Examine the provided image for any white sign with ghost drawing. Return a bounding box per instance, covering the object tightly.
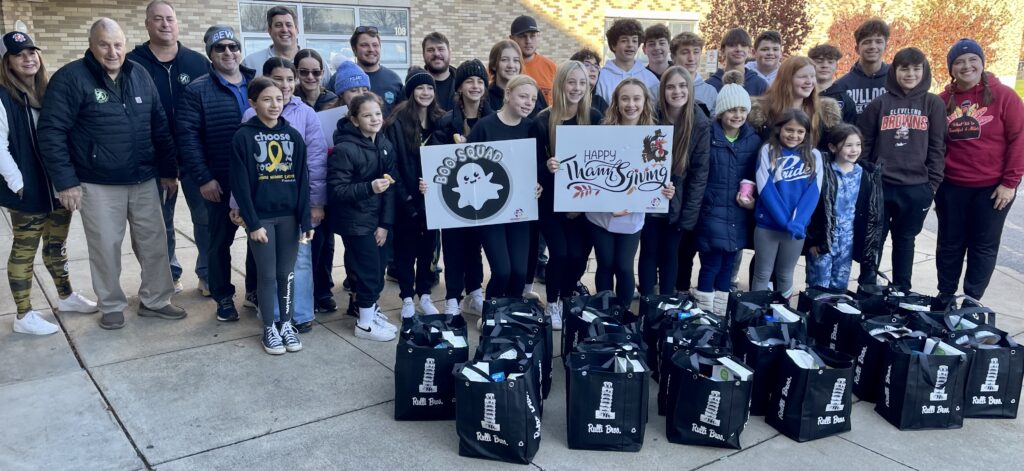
[553,125,673,213]
[421,139,538,230]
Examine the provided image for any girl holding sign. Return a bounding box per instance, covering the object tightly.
[327,93,399,342]
[587,78,675,307]
[432,59,492,316]
[751,108,823,298]
[230,77,313,354]
[532,60,602,329]
[470,75,541,299]
[638,66,710,297]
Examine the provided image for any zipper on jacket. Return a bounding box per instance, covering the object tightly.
[22,92,54,212]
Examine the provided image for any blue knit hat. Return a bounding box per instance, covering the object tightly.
[947,38,984,74]
[334,60,370,95]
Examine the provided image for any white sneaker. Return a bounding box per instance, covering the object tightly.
[460,294,483,316]
[373,305,398,332]
[355,322,396,341]
[445,298,461,315]
[13,310,59,335]
[401,297,416,319]
[57,292,98,314]
[419,294,440,315]
[173,279,184,294]
[546,301,563,330]
[198,280,211,297]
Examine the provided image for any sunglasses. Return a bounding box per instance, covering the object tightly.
[212,43,240,53]
[354,25,379,34]
[298,68,323,78]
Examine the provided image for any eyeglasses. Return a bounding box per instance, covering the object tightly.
[582,62,600,70]
[212,43,240,53]
[298,68,323,78]
[354,25,378,34]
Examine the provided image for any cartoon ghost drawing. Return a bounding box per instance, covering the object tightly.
[452,162,503,210]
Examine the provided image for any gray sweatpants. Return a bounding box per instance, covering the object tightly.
[752,227,805,297]
[248,215,299,327]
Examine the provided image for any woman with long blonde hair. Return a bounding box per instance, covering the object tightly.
[531,60,601,327]
[0,31,97,335]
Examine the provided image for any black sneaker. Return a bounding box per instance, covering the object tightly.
[315,297,337,313]
[294,320,313,333]
[342,277,353,292]
[216,298,239,322]
[573,281,591,297]
[243,291,258,308]
[262,325,285,355]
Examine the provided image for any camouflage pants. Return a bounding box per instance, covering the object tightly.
[7,208,73,314]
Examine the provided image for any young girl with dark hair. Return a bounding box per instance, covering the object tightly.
[751,108,823,298]
[294,49,337,111]
[386,67,445,318]
[327,93,398,341]
[804,124,884,289]
[531,60,601,328]
[231,77,313,354]
[432,59,492,316]
[640,66,710,297]
[486,40,547,118]
[587,78,675,307]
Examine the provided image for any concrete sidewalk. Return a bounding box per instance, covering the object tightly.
[1,195,1023,471]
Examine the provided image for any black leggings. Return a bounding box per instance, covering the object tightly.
[393,216,438,299]
[539,212,590,302]
[674,229,699,291]
[249,215,299,327]
[441,227,484,300]
[341,233,386,309]
[935,181,1012,299]
[590,221,641,307]
[638,216,684,296]
[480,221,531,299]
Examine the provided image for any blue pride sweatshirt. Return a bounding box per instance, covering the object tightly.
[754,145,823,239]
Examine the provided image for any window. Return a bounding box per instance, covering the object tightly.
[238,1,411,78]
[603,10,699,68]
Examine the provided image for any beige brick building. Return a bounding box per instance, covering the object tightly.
[1,0,1022,81]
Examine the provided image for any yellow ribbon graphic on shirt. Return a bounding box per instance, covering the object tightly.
[266,140,283,172]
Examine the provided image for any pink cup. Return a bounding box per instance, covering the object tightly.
[738,179,755,199]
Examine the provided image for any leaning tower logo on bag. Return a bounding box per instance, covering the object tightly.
[93,88,108,104]
[981,358,1000,392]
[930,365,949,402]
[418,358,437,393]
[595,381,616,420]
[825,378,847,412]
[481,393,500,431]
[699,391,722,426]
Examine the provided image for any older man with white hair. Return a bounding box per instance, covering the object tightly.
[38,18,187,330]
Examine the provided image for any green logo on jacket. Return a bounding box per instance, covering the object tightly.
[94,88,108,104]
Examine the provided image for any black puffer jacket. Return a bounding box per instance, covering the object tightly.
[0,87,54,213]
[659,108,711,231]
[327,120,396,236]
[126,42,209,135]
[38,51,177,191]
[175,65,256,189]
[805,160,885,266]
[384,116,439,221]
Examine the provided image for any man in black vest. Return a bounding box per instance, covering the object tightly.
[127,0,210,296]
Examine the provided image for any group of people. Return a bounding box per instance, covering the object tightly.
[2,2,1021,357]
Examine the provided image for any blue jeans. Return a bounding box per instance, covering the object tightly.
[272,242,314,324]
[162,178,209,283]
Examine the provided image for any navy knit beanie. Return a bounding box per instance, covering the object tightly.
[454,59,488,91]
[947,38,984,75]
[404,68,436,99]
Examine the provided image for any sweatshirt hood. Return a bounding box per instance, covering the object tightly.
[885,61,933,98]
[336,118,379,149]
[851,61,891,80]
[602,60,646,78]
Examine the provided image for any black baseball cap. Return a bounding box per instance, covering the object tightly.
[510,15,540,36]
[1,31,40,57]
